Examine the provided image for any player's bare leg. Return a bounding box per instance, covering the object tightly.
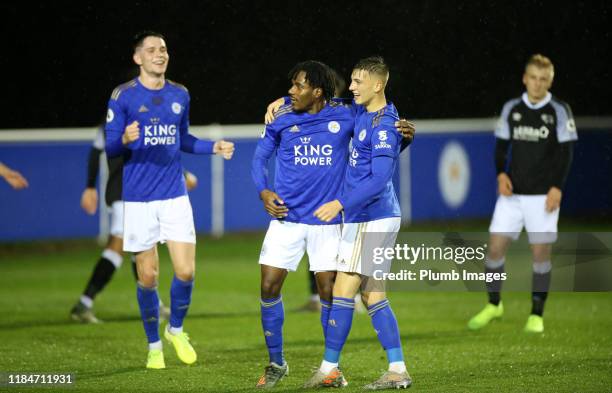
[260,264,288,299]
[257,265,289,388]
[332,271,362,298]
[525,243,552,333]
[531,243,551,264]
[468,234,512,330]
[162,241,197,364]
[488,233,512,261]
[314,270,335,300]
[108,235,124,254]
[135,246,160,286]
[167,240,195,281]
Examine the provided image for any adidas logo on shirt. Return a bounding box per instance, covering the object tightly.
[290,125,300,132]
[139,105,149,113]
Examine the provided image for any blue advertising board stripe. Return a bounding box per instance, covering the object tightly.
[0,119,610,241]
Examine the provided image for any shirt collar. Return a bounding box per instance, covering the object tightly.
[522,92,551,109]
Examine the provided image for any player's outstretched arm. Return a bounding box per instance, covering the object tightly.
[0,162,29,190]
[80,187,98,215]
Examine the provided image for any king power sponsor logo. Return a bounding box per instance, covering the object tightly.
[144,124,177,146]
[513,125,550,142]
[293,144,333,166]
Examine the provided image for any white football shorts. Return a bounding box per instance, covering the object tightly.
[489,194,559,244]
[258,220,341,272]
[337,217,401,276]
[123,195,196,252]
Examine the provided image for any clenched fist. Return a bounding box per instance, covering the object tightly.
[214,140,235,160]
[122,121,140,145]
[80,187,98,215]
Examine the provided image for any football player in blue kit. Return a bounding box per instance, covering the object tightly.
[104,31,234,369]
[309,57,412,390]
[254,60,414,388]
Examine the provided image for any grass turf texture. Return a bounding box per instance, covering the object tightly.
[0,221,611,392]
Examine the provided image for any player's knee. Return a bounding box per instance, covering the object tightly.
[318,284,333,302]
[174,266,195,281]
[138,267,159,287]
[530,244,551,262]
[261,278,281,299]
[316,274,335,301]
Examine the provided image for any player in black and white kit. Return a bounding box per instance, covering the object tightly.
[70,126,197,323]
[468,54,577,333]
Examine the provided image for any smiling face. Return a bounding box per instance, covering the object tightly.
[288,71,321,112]
[133,36,169,77]
[349,69,379,106]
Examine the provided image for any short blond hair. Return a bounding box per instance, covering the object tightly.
[526,54,554,75]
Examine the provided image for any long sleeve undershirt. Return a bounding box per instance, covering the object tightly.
[337,155,394,212]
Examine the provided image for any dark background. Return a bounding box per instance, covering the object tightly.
[3,0,611,128]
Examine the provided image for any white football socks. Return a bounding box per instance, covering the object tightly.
[148,340,162,350]
[80,295,93,309]
[169,325,183,335]
[320,360,338,374]
[389,361,407,373]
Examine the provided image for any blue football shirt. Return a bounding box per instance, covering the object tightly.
[342,103,402,223]
[253,102,354,225]
[105,78,213,202]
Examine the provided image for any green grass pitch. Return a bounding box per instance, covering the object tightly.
[0,222,611,392]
